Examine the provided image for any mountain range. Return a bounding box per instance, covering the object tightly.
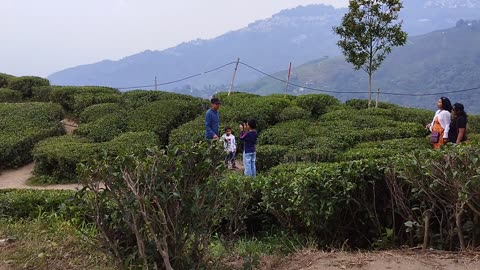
[47,0,480,111]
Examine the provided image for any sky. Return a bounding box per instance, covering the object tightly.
[0,0,347,77]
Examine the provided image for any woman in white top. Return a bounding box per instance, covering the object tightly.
[426,97,452,149]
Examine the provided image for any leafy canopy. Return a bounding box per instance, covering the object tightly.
[334,0,407,75]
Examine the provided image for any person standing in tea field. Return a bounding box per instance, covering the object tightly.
[426,96,452,149]
[205,97,221,140]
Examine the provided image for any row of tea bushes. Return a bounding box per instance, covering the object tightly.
[0,88,22,102]
[0,102,64,169]
[32,132,158,183]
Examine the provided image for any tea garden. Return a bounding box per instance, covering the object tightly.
[1,74,480,268]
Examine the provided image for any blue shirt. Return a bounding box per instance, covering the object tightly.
[240,130,257,153]
[205,108,219,139]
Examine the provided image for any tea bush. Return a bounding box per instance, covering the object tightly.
[0,73,15,88]
[33,132,157,183]
[0,189,75,219]
[0,88,22,102]
[296,94,341,117]
[345,99,399,110]
[337,137,430,161]
[127,99,203,145]
[256,145,290,171]
[31,85,52,102]
[0,102,64,169]
[258,119,312,146]
[8,76,50,98]
[278,106,310,121]
[75,114,127,142]
[121,90,204,109]
[49,86,120,114]
[79,103,125,123]
[168,115,205,146]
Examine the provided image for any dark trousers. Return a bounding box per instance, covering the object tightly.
[225,151,236,168]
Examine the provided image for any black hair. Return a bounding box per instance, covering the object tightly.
[452,103,467,119]
[440,96,453,112]
[224,126,232,132]
[247,119,256,129]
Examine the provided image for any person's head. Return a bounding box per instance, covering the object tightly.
[437,97,452,112]
[246,119,256,130]
[224,126,232,135]
[210,97,221,111]
[452,103,467,118]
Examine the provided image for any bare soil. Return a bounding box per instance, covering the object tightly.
[260,249,480,270]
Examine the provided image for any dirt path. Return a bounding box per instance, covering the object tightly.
[0,119,81,190]
[263,250,480,270]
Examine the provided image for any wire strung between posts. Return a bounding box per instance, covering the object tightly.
[116,61,237,90]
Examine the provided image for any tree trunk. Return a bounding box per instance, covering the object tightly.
[368,72,372,108]
[423,210,431,250]
[456,202,466,250]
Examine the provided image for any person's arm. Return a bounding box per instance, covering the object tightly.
[232,136,236,152]
[438,111,451,138]
[456,117,467,144]
[427,110,439,132]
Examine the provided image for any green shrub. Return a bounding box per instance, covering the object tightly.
[0,102,64,169]
[121,90,204,109]
[7,76,50,98]
[168,115,205,146]
[79,103,125,123]
[469,115,480,134]
[256,145,290,171]
[0,88,22,102]
[0,73,15,88]
[337,137,431,161]
[279,106,310,121]
[284,147,338,163]
[76,142,225,269]
[260,159,386,246]
[32,132,158,184]
[258,119,312,146]
[49,86,120,114]
[296,94,341,117]
[345,99,399,110]
[31,85,52,102]
[0,189,75,219]
[74,114,127,142]
[127,99,203,145]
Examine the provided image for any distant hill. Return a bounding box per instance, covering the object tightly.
[241,21,480,113]
[48,1,480,94]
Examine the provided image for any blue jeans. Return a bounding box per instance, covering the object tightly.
[243,152,256,177]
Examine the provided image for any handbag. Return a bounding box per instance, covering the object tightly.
[430,131,440,143]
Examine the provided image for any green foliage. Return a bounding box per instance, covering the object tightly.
[31,86,52,102]
[0,102,64,169]
[0,189,75,219]
[49,86,120,115]
[127,99,203,145]
[0,88,22,102]
[0,73,15,88]
[387,142,480,249]
[121,90,204,109]
[338,137,430,161]
[279,105,310,121]
[346,99,399,110]
[258,119,311,146]
[79,102,125,123]
[220,94,294,130]
[32,132,157,183]
[256,145,290,171]
[74,114,127,142]
[334,0,407,106]
[284,147,338,163]
[168,115,205,146]
[260,159,386,246]
[76,142,225,269]
[7,76,50,98]
[296,94,341,117]
[469,115,480,134]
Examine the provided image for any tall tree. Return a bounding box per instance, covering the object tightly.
[334,0,407,107]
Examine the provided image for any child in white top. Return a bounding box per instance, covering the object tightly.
[221,127,237,169]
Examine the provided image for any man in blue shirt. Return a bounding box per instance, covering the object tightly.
[205,97,221,139]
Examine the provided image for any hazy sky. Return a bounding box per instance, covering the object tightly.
[1,0,347,77]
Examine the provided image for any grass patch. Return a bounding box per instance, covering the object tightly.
[0,216,116,270]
